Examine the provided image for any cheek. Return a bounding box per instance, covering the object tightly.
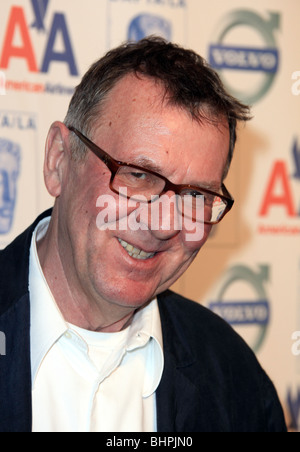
[163,224,212,282]
[66,165,112,219]
[95,193,134,231]
[181,222,212,249]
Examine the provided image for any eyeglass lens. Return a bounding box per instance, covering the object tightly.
[111,166,227,223]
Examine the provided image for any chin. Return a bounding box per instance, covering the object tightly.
[95,279,158,310]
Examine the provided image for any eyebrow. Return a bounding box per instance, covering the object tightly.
[198,182,222,192]
[192,178,221,190]
[131,155,165,174]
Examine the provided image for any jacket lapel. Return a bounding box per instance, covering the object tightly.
[155,347,201,432]
[156,291,200,432]
[156,291,233,432]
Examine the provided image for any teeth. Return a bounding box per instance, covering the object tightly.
[118,239,155,260]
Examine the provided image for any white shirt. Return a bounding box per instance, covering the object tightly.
[29,217,164,432]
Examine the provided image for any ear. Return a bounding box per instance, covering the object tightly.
[44,121,70,198]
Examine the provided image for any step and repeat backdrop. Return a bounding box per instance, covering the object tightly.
[0,0,299,430]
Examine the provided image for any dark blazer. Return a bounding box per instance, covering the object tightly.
[0,211,287,432]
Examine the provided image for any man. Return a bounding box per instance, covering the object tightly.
[0,37,286,432]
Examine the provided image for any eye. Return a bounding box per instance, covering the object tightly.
[129,171,148,180]
[189,190,201,198]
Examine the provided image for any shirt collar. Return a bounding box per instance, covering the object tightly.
[29,217,164,396]
[29,216,68,384]
[69,300,164,397]
[125,298,164,397]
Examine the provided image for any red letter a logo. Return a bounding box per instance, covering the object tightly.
[0,6,38,72]
[259,161,296,217]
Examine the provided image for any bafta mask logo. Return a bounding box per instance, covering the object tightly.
[0,138,21,234]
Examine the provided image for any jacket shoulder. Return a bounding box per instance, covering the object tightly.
[158,289,263,382]
[158,289,249,354]
[157,290,287,432]
[0,209,52,315]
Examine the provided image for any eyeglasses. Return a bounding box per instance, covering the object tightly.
[68,126,234,224]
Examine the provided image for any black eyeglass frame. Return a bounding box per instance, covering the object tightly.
[68,126,234,224]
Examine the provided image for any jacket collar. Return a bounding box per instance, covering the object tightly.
[156,291,199,432]
[0,209,53,316]
[157,291,195,368]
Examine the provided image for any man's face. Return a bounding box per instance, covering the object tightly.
[57,74,230,313]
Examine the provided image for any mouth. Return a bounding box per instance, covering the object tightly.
[117,238,156,260]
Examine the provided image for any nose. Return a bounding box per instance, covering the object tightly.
[135,191,182,240]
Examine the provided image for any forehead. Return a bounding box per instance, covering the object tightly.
[97,74,170,131]
[93,74,230,183]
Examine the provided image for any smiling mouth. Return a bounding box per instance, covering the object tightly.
[118,238,156,260]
